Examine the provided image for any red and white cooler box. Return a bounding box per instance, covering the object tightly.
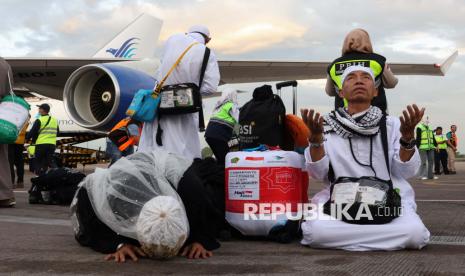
[225,151,309,236]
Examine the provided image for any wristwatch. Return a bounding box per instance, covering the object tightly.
[309,136,325,148]
[400,137,416,150]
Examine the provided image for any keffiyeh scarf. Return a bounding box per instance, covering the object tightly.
[323,106,383,138]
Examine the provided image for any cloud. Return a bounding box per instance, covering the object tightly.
[383,32,456,58]
[213,22,306,54]
[58,17,83,34]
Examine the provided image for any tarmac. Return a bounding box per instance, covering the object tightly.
[1,163,465,275]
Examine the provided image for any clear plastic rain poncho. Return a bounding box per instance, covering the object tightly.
[80,150,193,241]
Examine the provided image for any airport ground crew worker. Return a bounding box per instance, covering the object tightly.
[325,28,398,113]
[434,127,450,175]
[204,88,239,165]
[106,117,142,165]
[26,103,59,175]
[416,119,437,180]
[8,119,29,188]
[0,57,15,207]
[446,124,458,174]
[301,65,429,251]
[138,25,220,159]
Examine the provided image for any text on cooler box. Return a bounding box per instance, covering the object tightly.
[228,170,260,200]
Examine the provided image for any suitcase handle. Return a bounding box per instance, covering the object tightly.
[276,81,298,90]
[276,81,298,115]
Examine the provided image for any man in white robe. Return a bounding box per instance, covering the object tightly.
[138,25,220,159]
[300,65,430,251]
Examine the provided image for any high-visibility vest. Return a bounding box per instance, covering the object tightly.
[109,118,140,152]
[435,134,448,150]
[210,102,236,127]
[328,52,386,107]
[27,145,35,156]
[418,124,435,150]
[35,115,58,145]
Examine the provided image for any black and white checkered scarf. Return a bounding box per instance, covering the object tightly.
[323,106,383,138]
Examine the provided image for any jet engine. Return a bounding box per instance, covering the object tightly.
[63,63,155,130]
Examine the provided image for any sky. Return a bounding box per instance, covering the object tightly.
[1,0,464,151]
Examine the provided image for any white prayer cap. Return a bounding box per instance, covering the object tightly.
[136,196,189,259]
[188,24,211,39]
[341,65,375,86]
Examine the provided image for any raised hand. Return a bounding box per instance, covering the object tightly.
[301,108,324,142]
[399,104,425,140]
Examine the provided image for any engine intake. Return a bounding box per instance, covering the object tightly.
[64,63,155,130]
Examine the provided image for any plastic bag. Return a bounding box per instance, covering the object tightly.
[81,150,192,240]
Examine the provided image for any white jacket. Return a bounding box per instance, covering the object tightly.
[139,33,220,159]
[306,116,421,208]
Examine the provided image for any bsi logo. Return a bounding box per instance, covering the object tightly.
[239,121,255,135]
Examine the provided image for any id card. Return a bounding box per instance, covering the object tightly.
[332,182,359,204]
[160,91,175,108]
[357,186,386,205]
[175,89,193,106]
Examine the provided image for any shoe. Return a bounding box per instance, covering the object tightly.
[433,176,439,180]
[451,171,457,175]
[421,177,428,180]
[16,181,24,189]
[0,198,16,207]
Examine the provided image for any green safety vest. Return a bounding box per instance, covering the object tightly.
[328,52,386,107]
[210,102,236,127]
[35,115,58,145]
[435,134,447,150]
[418,124,435,150]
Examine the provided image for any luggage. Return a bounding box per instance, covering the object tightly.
[157,43,206,116]
[29,168,85,205]
[126,88,161,122]
[125,42,203,122]
[0,72,30,144]
[225,150,309,237]
[239,85,286,149]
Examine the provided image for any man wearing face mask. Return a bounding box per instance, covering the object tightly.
[416,117,437,180]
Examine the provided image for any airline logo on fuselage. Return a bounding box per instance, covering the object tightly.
[106,37,140,58]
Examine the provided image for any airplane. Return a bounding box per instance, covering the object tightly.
[6,13,458,133]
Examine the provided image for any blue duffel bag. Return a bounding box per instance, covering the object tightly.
[126,88,160,122]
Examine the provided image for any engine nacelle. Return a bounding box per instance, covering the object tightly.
[64,63,155,130]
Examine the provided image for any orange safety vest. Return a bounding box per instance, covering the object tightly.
[109,118,141,152]
[15,121,30,144]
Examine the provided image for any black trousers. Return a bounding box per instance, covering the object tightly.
[73,187,138,254]
[205,137,230,166]
[34,144,56,175]
[8,144,24,183]
[434,149,449,174]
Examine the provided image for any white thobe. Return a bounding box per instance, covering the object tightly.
[301,116,430,251]
[138,33,220,159]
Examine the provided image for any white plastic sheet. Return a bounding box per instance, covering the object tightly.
[81,150,192,241]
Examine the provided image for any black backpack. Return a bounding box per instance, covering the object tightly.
[29,168,85,205]
[239,85,286,149]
